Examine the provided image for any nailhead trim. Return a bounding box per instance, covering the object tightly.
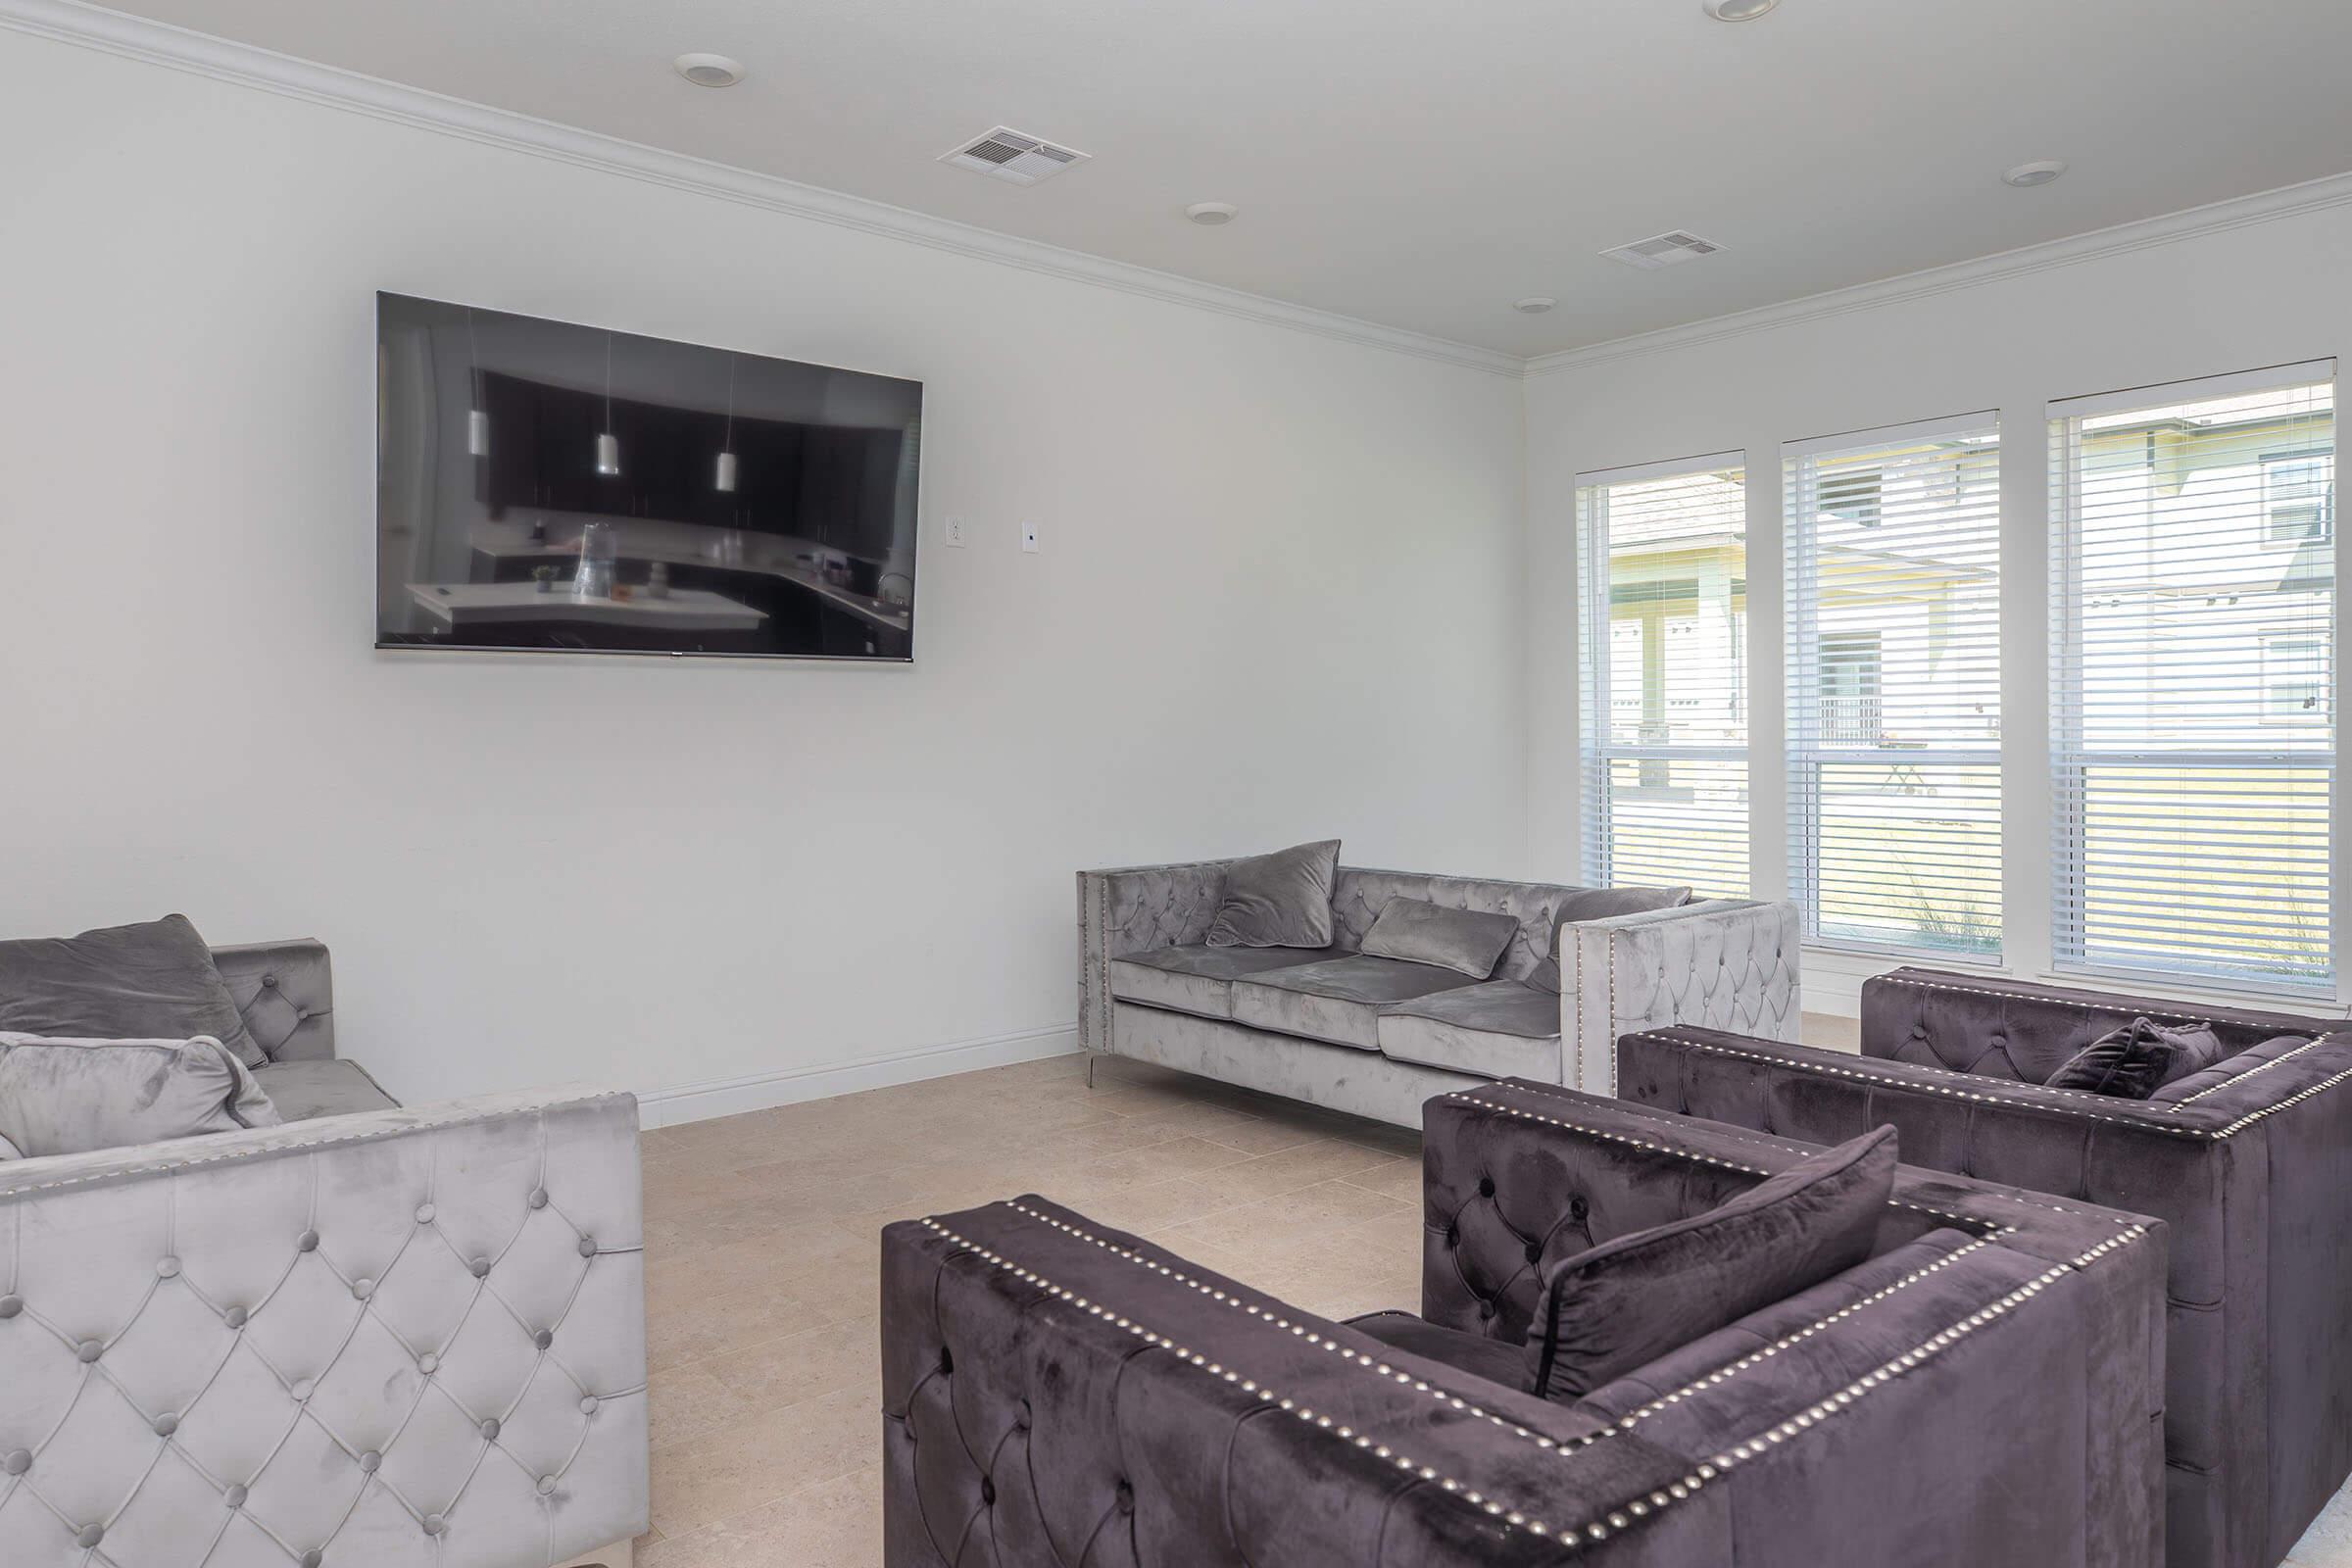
[918,1200,2150,1554]
[2166,1036,2331,1106]
[1632,1028,2352,1141]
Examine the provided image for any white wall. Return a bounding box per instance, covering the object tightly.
[0,29,1528,1117]
[1525,195,2352,1013]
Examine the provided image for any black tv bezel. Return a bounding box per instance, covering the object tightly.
[372,290,922,665]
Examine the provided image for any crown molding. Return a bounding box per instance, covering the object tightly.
[1527,169,2352,379]
[0,0,1524,378]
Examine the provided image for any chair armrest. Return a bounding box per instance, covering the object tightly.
[209,938,335,1061]
[1562,900,1799,1095]
[1077,859,1232,1054]
[0,1088,647,1564]
[883,1194,1713,1565]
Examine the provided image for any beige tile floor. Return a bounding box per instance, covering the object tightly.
[629,1012,2352,1567]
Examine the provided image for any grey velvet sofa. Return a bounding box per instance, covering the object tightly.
[880,1079,2168,1566]
[1614,967,2352,1568]
[0,939,649,1568]
[1077,858,1800,1126]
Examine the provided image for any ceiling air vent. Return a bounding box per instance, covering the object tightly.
[940,126,1090,186]
[1600,230,1724,270]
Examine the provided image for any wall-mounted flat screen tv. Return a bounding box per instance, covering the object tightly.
[376,292,920,661]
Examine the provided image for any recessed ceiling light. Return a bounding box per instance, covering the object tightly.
[1702,0,1780,20]
[673,53,746,88]
[1185,202,1239,226]
[2003,160,2068,188]
[1514,297,1557,315]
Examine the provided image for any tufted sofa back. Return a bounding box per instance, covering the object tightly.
[1329,868,1588,986]
[0,1087,649,1566]
[1860,967,2334,1084]
[210,940,336,1062]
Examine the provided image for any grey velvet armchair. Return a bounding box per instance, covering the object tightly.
[0,940,649,1568]
[880,1080,2167,1566]
[1615,967,2352,1568]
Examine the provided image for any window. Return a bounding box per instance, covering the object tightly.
[1787,416,2002,958]
[1578,456,1749,897]
[2263,451,2334,544]
[2051,365,2335,991]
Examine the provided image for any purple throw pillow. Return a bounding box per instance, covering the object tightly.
[1525,1125,1897,1401]
[2045,1017,2225,1100]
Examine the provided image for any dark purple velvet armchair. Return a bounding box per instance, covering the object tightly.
[1615,967,2352,1568]
[881,1080,2167,1566]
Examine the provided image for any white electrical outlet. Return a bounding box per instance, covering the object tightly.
[1021,519,1041,553]
[946,515,966,548]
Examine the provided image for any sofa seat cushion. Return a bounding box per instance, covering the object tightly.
[1346,1310,1527,1391]
[1109,944,1335,1020]
[253,1058,399,1120]
[1377,981,1561,1081]
[1230,955,1480,1051]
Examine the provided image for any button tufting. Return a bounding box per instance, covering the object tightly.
[1479,1299,1497,1320]
[154,1413,179,1437]
[359,1450,380,1473]
[537,1476,558,1496]
[1115,1479,1135,1513]
[352,1278,375,1300]
[422,1515,446,1537]
[261,974,277,988]
[415,1203,436,1224]
[469,1257,492,1279]
[579,1396,600,1415]
[479,1418,501,1441]
[297,1229,319,1252]
[1570,1196,1590,1221]
[156,1255,181,1278]
[578,1236,599,1257]
[0,1294,21,1318]
[294,1006,309,1020]
[301,1551,323,1568]
[980,1476,997,1506]
[76,1339,103,1363]
[76,1525,104,1549]
[528,1188,549,1208]
[224,1305,249,1329]
[224,1484,248,1508]
[1525,1242,1544,1264]
[3,1449,28,1476]
[939,1347,955,1375]
[1477,1175,1496,1198]
[533,1328,555,1349]
[1444,1225,1459,1249]
[291,1379,316,1401]
[418,1352,440,1375]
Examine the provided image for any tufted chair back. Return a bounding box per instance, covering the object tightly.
[0,1088,648,1567]
[1861,967,2333,1084]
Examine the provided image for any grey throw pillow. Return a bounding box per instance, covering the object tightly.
[1205,840,1341,949]
[1526,1125,1896,1401]
[0,1032,281,1159]
[1359,898,1520,978]
[1527,884,1695,993]
[0,914,265,1069]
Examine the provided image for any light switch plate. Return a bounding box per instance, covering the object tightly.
[946,515,966,548]
[1021,520,1041,553]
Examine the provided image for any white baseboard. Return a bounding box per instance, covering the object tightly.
[637,1023,1080,1129]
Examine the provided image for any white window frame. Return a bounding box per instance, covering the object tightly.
[1577,451,1749,893]
[2047,361,2337,997]
[1785,412,2004,962]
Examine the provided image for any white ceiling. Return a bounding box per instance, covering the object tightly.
[80,0,2352,356]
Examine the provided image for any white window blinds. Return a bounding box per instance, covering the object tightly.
[2050,364,2336,992]
[1786,415,2003,957]
[1578,456,1749,897]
